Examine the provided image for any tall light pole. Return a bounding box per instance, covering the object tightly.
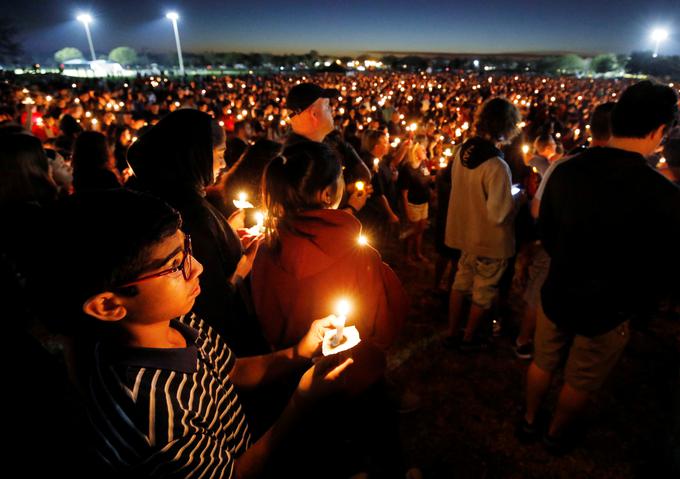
[166,12,185,76]
[77,14,96,62]
[651,28,669,58]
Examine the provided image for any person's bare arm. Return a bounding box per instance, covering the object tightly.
[379,195,399,223]
[230,317,334,389]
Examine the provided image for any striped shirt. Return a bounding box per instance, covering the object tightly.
[86,313,251,477]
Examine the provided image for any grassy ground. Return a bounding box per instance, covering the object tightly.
[381,235,680,479]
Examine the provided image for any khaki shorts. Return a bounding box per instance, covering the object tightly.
[534,304,630,392]
[451,252,508,310]
[522,243,550,308]
[406,202,428,222]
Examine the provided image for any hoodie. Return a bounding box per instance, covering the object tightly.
[445,137,517,259]
[251,209,407,392]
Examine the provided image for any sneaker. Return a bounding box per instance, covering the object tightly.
[514,340,534,359]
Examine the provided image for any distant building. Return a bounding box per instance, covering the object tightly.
[61,59,126,77]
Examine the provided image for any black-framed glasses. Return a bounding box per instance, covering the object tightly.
[118,235,192,287]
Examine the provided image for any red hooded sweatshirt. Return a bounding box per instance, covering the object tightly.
[251,209,407,391]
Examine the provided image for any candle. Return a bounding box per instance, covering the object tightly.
[254,211,265,234]
[234,192,254,210]
[355,181,365,192]
[358,235,368,246]
[373,158,379,171]
[522,144,530,155]
[332,299,350,347]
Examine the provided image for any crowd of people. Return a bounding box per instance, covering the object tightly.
[2,70,679,477]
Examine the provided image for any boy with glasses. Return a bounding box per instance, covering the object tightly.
[55,189,352,477]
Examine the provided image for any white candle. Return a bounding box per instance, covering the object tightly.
[332,300,350,347]
[254,211,265,234]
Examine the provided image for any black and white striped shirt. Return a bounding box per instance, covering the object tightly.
[86,313,251,477]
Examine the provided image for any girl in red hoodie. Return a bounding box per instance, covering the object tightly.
[252,141,407,393]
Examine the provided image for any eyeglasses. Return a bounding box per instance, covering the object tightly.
[118,235,193,287]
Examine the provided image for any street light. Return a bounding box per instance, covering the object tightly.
[76,13,96,62]
[651,28,669,58]
[166,11,185,76]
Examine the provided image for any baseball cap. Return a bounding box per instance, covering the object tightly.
[286,83,340,116]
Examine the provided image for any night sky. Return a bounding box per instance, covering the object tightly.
[8,0,680,57]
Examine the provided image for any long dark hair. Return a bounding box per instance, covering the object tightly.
[262,141,342,247]
[0,133,57,206]
[223,139,282,201]
[127,109,216,204]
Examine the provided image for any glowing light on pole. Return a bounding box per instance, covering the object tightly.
[76,14,96,62]
[166,12,185,75]
[651,28,669,58]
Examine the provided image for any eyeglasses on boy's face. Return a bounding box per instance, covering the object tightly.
[118,235,193,288]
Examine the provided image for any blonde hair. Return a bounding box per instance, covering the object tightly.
[407,142,425,167]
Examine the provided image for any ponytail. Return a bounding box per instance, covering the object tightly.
[262,142,342,250]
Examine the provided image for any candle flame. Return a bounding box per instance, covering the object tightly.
[336,299,350,317]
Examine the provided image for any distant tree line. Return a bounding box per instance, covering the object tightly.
[47,47,679,78]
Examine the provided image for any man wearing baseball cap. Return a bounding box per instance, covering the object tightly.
[285,82,371,213]
[285,83,339,142]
